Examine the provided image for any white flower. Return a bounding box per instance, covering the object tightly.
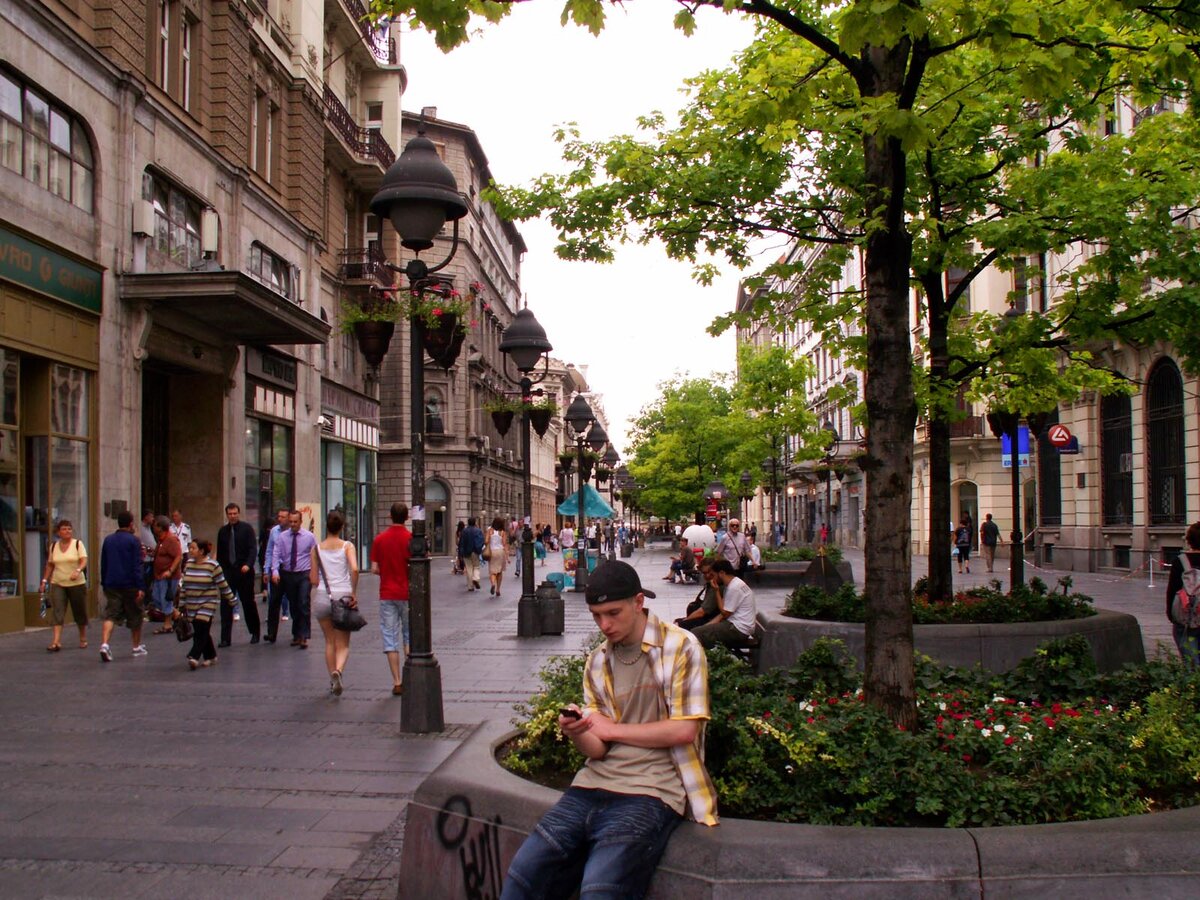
[993,723,1005,733]
[981,729,992,738]
[938,701,947,711]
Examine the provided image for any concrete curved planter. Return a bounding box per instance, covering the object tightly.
[757,607,1145,674]
[398,721,1200,898]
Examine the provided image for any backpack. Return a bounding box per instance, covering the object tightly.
[1172,555,1200,630]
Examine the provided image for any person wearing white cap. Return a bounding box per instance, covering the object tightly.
[501,560,718,898]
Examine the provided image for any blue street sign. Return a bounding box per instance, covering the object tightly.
[1056,436,1080,455]
[1001,426,1030,468]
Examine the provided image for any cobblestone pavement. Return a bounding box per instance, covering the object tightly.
[0,543,1176,898]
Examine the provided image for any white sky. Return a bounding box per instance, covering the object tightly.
[396,3,759,452]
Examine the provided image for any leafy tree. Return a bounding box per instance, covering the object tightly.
[625,376,744,521]
[374,0,1200,728]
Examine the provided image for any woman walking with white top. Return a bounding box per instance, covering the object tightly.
[485,516,507,597]
[310,510,358,695]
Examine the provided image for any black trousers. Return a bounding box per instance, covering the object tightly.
[220,568,260,643]
[265,576,284,641]
[278,570,312,641]
[189,618,217,661]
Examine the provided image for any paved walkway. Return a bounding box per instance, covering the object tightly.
[0,545,1176,898]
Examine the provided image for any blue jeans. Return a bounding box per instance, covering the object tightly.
[151,578,174,616]
[379,600,410,653]
[1174,624,1200,668]
[501,787,681,900]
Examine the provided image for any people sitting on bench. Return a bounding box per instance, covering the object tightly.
[693,560,758,650]
[675,558,719,631]
[663,538,696,583]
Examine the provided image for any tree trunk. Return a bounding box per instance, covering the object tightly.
[927,415,954,600]
[858,44,918,731]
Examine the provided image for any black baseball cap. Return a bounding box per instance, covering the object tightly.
[585,560,656,604]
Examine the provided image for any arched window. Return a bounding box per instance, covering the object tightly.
[0,68,94,212]
[1100,393,1133,525]
[1147,359,1186,525]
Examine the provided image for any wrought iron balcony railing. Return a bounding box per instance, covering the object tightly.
[322,85,396,169]
[338,246,395,285]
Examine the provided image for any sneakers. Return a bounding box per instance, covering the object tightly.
[188,658,199,670]
[233,613,241,621]
[99,643,112,663]
[331,671,343,696]
[281,614,289,621]
[132,644,148,657]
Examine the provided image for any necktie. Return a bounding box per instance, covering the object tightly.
[290,532,298,570]
[227,526,236,565]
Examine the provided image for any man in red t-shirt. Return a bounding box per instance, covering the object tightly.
[370,502,411,695]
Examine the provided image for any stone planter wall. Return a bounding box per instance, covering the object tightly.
[756,608,1145,674]
[397,721,1200,899]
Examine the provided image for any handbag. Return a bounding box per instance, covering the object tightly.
[316,545,367,633]
[482,530,492,560]
[173,612,193,642]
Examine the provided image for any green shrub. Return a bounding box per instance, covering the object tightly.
[784,580,1096,625]
[502,637,1200,827]
[761,545,844,565]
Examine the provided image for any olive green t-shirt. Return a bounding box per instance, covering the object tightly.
[571,647,686,815]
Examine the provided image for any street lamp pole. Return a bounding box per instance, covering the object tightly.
[564,394,596,592]
[499,306,553,638]
[822,419,841,544]
[369,128,470,734]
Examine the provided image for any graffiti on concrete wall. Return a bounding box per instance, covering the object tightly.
[436,795,504,900]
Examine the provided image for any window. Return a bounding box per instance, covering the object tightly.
[1100,393,1133,526]
[946,266,971,312]
[0,69,94,212]
[1011,258,1028,313]
[248,242,298,302]
[251,91,279,182]
[151,0,194,111]
[1147,359,1186,525]
[425,394,445,434]
[142,169,202,267]
[245,415,292,535]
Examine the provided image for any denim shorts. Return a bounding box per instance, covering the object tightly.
[379,600,410,653]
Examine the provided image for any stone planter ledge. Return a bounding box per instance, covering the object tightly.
[397,720,1200,899]
[756,607,1146,675]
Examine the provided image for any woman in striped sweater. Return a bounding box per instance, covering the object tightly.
[177,539,235,669]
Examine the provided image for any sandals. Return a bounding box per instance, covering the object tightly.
[79,641,88,649]
[153,626,173,635]
[46,644,61,652]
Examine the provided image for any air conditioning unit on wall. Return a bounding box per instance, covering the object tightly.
[132,199,155,236]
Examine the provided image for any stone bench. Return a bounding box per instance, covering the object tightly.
[397,720,1200,898]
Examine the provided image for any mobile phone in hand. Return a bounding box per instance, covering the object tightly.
[558,707,582,720]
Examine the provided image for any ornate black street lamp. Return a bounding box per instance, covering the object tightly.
[499,306,553,638]
[564,394,595,592]
[368,127,469,734]
[602,446,620,559]
[822,419,841,544]
[739,469,752,526]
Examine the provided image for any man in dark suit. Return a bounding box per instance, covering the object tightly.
[216,502,261,646]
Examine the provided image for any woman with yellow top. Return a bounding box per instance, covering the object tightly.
[40,519,88,652]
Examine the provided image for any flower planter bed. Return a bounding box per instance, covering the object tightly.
[756,607,1145,674]
[398,720,1200,899]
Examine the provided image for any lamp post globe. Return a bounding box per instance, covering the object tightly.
[565,394,594,435]
[370,133,469,254]
[499,308,553,374]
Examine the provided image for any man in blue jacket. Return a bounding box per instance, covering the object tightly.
[98,510,146,662]
[459,517,485,592]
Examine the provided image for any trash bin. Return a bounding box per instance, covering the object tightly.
[537,580,564,635]
[620,541,633,558]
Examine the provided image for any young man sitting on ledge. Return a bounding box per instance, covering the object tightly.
[501,560,718,899]
[692,559,759,650]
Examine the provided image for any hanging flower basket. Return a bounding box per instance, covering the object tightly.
[558,452,575,472]
[351,320,396,369]
[529,405,555,437]
[595,465,612,484]
[422,312,466,369]
[491,409,515,436]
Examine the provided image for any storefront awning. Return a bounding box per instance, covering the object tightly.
[119,270,330,345]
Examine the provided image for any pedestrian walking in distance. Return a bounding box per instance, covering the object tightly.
[486,516,507,597]
[459,517,484,592]
[271,509,317,649]
[312,511,358,696]
[980,513,1001,573]
[178,539,234,669]
[370,502,412,695]
[98,510,146,662]
[40,519,88,652]
[216,502,261,645]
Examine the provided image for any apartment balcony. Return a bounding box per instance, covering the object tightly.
[338,246,395,287]
[326,0,396,68]
[323,85,396,192]
[916,415,985,443]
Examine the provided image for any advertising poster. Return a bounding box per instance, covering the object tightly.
[562,547,578,589]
